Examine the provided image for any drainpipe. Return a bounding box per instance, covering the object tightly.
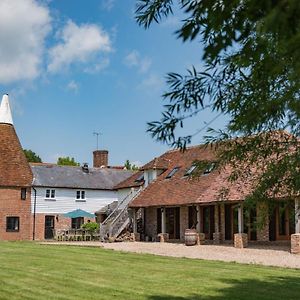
[32,187,37,240]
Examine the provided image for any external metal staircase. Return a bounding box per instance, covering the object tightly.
[100,187,142,241]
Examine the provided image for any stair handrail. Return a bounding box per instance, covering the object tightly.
[109,186,143,228]
[101,186,142,227]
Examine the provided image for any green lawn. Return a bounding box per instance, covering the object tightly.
[0,242,299,300]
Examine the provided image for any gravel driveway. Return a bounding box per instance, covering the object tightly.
[42,241,300,269]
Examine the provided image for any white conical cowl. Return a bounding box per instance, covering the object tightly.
[0,94,13,125]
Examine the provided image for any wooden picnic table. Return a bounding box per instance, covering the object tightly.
[55,229,100,241]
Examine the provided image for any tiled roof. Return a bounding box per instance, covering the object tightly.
[31,164,134,190]
[0,123,33,187]
[141,157,169,170]
[129,145,252,208]
[114,170,144,189]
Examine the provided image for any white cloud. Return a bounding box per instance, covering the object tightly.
[48,21,111,73]
[66,80,79,92]
[84,57,110,74]
[124,50,152,73]
[138,74,164,91]
[101,0,115,11]
[0,0,51,83]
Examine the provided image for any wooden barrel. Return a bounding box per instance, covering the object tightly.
[185,229,198,246]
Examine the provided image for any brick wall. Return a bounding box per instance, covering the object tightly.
[145,207,157,240]
[0,187,32,240]
[180,206,188,241]
[33,214,96,240]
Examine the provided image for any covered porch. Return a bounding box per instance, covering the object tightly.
[131,198,300,252]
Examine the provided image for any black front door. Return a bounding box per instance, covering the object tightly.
[45,216,55,239]
[166,207,180,239]
[225,204,233,240]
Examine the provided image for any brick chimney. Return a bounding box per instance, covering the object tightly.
[93,150,108,168]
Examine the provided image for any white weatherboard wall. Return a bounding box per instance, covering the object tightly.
[117,187,141,210]
[117,188,133,204]
[31,187,119,214]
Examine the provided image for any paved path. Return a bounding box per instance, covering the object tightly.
[41,241,300,269]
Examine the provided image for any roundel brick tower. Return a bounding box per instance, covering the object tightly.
[0,94,33,240]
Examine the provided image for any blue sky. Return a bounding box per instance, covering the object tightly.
[0,0,227,166]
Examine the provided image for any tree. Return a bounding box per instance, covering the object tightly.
[124,159,139,171]
[57,156,80,166]
[23,149,42,163]
[135,1,300,209]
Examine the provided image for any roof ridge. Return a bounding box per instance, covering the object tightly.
[165,144,206,153]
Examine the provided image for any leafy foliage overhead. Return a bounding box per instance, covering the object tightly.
[135,0,300,207]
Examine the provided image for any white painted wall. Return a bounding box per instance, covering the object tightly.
[117,187,141,210]
[144,169,165,187]
[117,188,132,203]
[144,170,157,187]
[31,187,119,214]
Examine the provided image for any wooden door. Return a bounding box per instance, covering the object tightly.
[276,203,290,240]
[44,216,55,239]
[202,206,215,240]
[166,207,180,239]
[225,204,232,240]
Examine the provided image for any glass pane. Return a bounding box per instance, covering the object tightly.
[166,167,179,179]
[21,188,26,200]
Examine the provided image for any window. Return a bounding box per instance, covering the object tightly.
[135,173,144,182]
[21,188,27,200]
[45,189,55,199]
[72,217,84,229]
[165,167,180,179]
[76,190,85,200]
[6,217,19,232]
[184,165,197,176]
[203,162,216,175]
[148,171,154,183]
[185,162,216,177]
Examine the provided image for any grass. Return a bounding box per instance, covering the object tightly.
[0,242,299,300]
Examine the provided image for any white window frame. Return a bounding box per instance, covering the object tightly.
[76,190,86,201]
[45,189,56,199]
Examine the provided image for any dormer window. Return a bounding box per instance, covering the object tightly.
[148,171,154,183]
[203,162,216,175]
[184,165,197,176]
[135,173,144,182]
[184,161,217,177]
[166,167,180,179]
